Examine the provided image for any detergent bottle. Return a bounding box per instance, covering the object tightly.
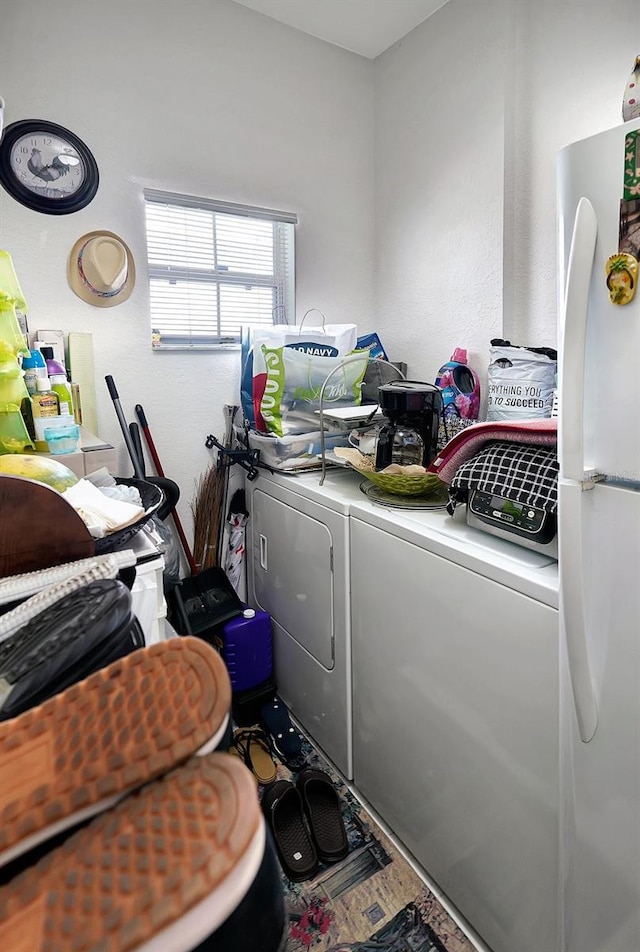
[435,347,480,420]
[221,608,273,693]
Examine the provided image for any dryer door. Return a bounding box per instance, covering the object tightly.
[251,488,334,669]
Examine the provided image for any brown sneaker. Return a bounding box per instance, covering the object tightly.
[0,636,231,868]
[0,753,265,952]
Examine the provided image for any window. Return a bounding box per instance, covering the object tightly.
[144,189,296,350]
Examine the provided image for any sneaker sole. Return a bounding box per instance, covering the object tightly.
[0,636,231,868]
[0,753,264,952]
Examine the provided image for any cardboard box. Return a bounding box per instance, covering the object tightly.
[40,426,117,477]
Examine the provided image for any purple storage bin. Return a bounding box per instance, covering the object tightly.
[222,608,273,692]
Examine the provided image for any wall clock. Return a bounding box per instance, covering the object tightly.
[0,119,99,214]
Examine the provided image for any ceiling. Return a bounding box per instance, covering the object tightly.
[231,0,450,59]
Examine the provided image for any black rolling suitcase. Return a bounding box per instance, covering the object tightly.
[0,579,145,721]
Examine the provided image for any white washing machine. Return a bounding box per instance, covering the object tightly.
[245,467,364,779]
[347,493,560,952]
[246,461,561,952]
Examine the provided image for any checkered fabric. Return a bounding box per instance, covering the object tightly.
[447,440,558,515]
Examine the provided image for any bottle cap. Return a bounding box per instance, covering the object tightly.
[35,377,52,392]
[45,359,66,376]
[49,374,68,384]
[451,347,468,363]
[40,346,55,360]
[243,608,256,619]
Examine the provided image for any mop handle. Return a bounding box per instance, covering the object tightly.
[135,403,199,577]
[105,376,145,479]
[134,404,166,476]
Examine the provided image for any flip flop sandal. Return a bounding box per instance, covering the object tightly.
[260,698,306,769]
[230,728,277,786]
[262,780,318,882]
[297,767,349,864]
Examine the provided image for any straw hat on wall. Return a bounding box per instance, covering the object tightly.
[67,231,135,307]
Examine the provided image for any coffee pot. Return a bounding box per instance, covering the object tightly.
[374,380,444,470]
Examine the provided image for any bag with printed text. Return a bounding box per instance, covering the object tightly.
[259,345,369,437]
[240,320,358,432]
[486,339,557,421]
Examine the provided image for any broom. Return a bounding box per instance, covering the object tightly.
[192,405,241,571]
[191,462,226,571]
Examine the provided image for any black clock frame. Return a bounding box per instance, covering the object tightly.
[0,119,99,215]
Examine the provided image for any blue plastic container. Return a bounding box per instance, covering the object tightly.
[222,608,273,692]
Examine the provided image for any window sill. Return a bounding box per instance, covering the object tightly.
[152,343,241,353]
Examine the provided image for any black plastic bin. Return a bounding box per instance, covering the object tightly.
[168,566,244,645]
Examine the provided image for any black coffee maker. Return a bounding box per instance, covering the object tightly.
[375,380,444,470]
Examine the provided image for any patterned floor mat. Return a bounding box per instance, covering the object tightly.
[262,732,478,952]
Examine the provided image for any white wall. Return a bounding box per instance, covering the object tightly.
[0,0,374,538]
[2,0,640,543]
[374,0,509,396]
[374,0,640,393]
[505,0,640,347]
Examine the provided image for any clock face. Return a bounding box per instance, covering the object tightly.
[0,120,99,214]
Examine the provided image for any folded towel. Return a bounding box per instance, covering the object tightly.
[447,441,559,515]
[428,418,557,484]
[62,479,145,538]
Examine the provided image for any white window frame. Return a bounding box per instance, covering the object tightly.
[144,189,297,351]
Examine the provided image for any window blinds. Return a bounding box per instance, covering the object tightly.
[144,189,296,349]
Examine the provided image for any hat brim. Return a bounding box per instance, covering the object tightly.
[67,230,136,308]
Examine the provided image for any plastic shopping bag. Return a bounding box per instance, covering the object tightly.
[486,339,557,421]
[246,322,358,431]
[259,346,369,437]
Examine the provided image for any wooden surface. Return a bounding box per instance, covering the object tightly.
[0,474,94,577]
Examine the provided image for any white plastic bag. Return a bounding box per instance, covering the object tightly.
[260,346,368,437]
[486,341,557,421]
[250,322,357,431]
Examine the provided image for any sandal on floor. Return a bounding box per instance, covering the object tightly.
[262,780,318,882]
[296,767,349,864]
[260,698,306,769]
[230,728,277,786]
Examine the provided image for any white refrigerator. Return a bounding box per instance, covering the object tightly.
[558,117,640,952]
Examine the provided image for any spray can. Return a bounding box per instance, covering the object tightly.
[435,347,481,420]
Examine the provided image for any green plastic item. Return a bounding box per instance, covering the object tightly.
[0,340,28,404]
[0,252,32,453]
[0,402,35,454]
[0,250,29,358]
[0,250,26,310]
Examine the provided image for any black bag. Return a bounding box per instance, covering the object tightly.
[0,579,144,721]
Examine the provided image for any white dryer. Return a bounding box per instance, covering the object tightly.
[245,468,362,779]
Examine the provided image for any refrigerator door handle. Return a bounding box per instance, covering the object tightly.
[559,478,598,742]
[559,196,597,482]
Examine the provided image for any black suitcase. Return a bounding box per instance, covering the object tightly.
[0,579,145,721]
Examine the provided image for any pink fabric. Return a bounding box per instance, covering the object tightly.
[429,418,558,484]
